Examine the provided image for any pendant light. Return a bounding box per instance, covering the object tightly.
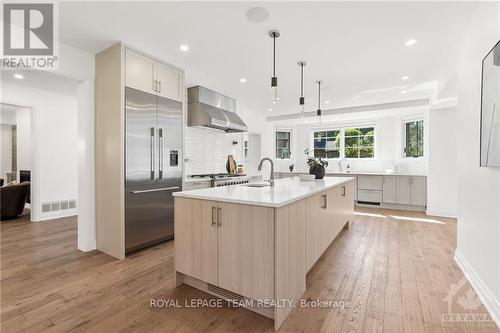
[316,80,322,123]
[269,30,280,104]
[298,61,306,117]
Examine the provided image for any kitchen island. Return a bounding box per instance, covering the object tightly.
[173,177,355,329]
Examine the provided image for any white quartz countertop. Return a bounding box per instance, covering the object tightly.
[278,171,427,177]
[173,176,355,208]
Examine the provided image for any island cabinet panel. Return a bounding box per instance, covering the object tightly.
[174,198,218,285]
[217,202,275,300]
[305,192,327,272]
[326,186,343,242]
[274,199,306,329]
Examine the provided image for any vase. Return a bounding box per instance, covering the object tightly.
[309,165,325,179]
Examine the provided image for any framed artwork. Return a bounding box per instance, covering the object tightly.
[480,40,500,166]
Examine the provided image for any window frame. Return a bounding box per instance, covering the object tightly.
[310,123,377,160]
[275,128,292,160]
[402,116,424,159]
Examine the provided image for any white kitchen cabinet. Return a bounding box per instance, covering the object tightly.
[157,63,183,102]
[382,176,396,204]
[125,48,182,101]
[125,49,157,95]
[396,176,412,205]
[357,175,383,190]
[410,176,427,206]
[396,176,426,206]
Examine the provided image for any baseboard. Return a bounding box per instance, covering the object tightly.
[38,210,77,221]
[454,249,500,328]
[425,210,457,218]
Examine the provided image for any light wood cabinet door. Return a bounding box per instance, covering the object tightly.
[305,193,326,271]
[382,176,397,204]
[174,198,218,285]
[396,176,411,205]
[411,176,427,206]
[125,49,156,95]
[326,186,342,243]
[217,202,275,300]
[157,63,182,102]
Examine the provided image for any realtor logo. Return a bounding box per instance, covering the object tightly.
[1,2,58,69]
[3,3,53,55]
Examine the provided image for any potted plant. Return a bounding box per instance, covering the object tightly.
[305,148,329,179]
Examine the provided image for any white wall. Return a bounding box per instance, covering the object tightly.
[15,108,31,178]
[2,83,78,221]
[0,124,12,180]
[264,109,429,176]
[427,106,458,217]
[455,2,500,326]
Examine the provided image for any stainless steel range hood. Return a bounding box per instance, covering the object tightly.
[187,86,247,132]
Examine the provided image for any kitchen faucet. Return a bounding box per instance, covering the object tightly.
[258,158,275,186]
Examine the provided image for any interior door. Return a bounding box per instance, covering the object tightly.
[157,96,182,186]
[125,49,156,95]
[125,87,158,186]
[157,63,182,102]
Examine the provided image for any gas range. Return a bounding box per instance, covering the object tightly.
[190,173,250,187]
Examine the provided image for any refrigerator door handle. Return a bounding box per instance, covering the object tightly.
[158,128,164,179]
[150,127,155,180]
[130,186,180,194]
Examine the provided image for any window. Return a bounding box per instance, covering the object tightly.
[313,130,341,158]
[275,131,291,159]
[344,127,375,158]
[404,120,424,157]
[311,126,375,159]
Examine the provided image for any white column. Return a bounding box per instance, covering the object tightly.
[77,79,96,251]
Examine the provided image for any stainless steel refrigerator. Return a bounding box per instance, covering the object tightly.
[125,87,182,254]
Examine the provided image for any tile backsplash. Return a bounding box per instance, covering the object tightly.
[184,127,244,175]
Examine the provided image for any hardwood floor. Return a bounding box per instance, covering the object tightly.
[1,208,497,332]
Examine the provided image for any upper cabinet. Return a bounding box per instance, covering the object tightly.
[125,48,183,102]
[157,63,182,101]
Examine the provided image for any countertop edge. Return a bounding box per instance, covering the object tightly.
[174,177,355,208]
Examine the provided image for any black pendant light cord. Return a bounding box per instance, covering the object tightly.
[273,35,276,77]
[300,64,304,97]
[318,81,321,110]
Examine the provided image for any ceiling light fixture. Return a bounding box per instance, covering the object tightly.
[325,100,331,104]
[179,44,189,52]
[401,90,407,94]
[13,73,23,79]
[401,76,409,80]
[240,78,247,83]
[405,39,416,46]
[316,80,322,123]
[268,108,272,112]
[269,30,280,104]
[297,61,306,117]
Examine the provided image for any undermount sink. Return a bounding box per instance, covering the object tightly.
[244,182,270,188]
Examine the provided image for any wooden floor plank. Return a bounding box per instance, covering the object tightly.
[1,208,497,332]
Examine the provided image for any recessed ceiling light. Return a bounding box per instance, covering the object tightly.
[353,95,361,99]
[401,76,409,80]
[267,108,272,112]
[240,78,247,83]
[179,44,189,52]
[13,73,23,79]
[405,39,416,46]
[245,7,270,23]
[324,100,331,104]
[401,90,407,94]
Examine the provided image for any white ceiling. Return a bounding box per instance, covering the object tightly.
[1,70,79,96]
[59,1,479,117]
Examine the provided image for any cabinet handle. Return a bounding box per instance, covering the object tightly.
[211,206,216,227]
[342,185,346,197]
[158,81,162,93]
[321,194,327,209]
[324,194,328,209]
[217,207,222,227]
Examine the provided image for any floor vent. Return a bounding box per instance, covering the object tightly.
[42,199,77,213]
[207,284,244,302]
